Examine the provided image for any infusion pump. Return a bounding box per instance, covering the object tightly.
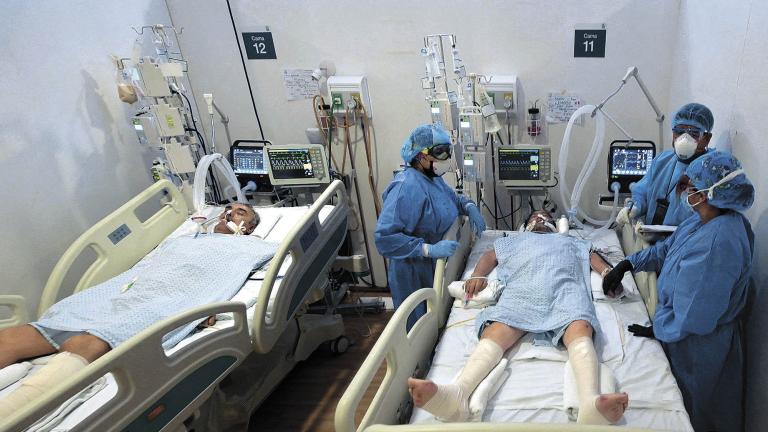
[495,145,556,188]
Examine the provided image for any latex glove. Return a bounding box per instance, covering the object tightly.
[602,259,633,297]
[628,324,655,339]
[633,220,645,235]
[615,204,639,226]
[424,240,459,258]
[465,202,486,235]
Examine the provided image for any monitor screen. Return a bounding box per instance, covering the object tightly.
[611,148,654,176]
[232,147,267,175]
[266,148,316,180]
[498,148,541,181]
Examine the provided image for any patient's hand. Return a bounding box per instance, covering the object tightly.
[197,315,217,328]
[464,277,488,298]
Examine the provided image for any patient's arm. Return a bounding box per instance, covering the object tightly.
[465,249,498,297]
[589,252,612,277]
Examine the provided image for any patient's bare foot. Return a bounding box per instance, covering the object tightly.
[596,392,629,423]
[408,377,437,407]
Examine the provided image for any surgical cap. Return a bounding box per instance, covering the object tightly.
[672,103,714,132]
[401,124,451,164]
[686,150,754,212]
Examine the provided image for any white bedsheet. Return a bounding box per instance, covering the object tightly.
[1,204,334,431]
[410,230,693,431]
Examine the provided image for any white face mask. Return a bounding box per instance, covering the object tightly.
[681,168,744,210]
[674,133,698,161]
[431,159,453,177]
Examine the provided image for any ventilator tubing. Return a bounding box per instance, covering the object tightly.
[0,352,88,418]
[422,338,504,421]
[558,105,620,231]
[567,336,611,425]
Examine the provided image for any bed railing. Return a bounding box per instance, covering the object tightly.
[251,179,349,354]
[0,295,28,329]
[362,423,654,431]
[39,179,188,317]
[0,301,251,432]
[620,223,658,318]
[335,288,439,432]
[431,217,472,328]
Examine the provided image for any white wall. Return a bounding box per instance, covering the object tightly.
[0,0,173,319]
[167,0,681,285]
[668,1,768,429]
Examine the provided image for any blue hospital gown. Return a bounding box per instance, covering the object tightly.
[475,233,599,346]
[627,211,753,432]
[33,234,277,350]
[631,149,708,226]
[375,168,469,329]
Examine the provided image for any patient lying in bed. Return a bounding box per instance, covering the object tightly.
[0,203,270,417]
[408,210,628,424]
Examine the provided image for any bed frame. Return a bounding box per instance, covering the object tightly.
[1,175,349,431]
[619,223,658,318]
[335,225,661,432]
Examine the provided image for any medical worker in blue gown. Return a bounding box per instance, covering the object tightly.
[604,151,755,432]
[616,103,714,227]
[375,124,486,329]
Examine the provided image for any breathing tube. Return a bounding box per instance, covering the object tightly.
[558,105,620,233]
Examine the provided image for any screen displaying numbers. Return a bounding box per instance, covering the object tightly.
[498,149,540,180]
[267,149,315,179]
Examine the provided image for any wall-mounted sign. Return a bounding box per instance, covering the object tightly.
[574,25,606,58]
[242,32,277,60]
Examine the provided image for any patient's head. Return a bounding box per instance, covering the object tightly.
[524,210,556,233]
[213,203,259,235]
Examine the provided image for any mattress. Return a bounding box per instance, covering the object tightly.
[0,204,334,431]
[410,229,693,431]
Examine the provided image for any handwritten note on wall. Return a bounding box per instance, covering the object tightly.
[283,69,319,100]
[547,93,583,124]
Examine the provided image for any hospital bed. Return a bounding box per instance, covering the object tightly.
[0,176,349,432]
[335,219,693,432]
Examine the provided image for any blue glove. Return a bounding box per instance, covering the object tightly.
[425,240,459,258]
[465,202,486,235]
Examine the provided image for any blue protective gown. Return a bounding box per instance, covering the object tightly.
[375,168,469,329]
[631,149,710,226]
[627,211,754,432]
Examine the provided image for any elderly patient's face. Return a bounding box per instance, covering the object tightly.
[213,203,259,235]
[526,210,556,233]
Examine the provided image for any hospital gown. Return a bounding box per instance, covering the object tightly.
[32,234,277,350]
[631,149,709,226]
[475,234,599,346]
[627,211,753,432]
[375,168,469,328]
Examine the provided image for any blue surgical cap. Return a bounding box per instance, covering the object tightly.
[686,150,754,212]
[672,103,714,132]
[401,124,451,164]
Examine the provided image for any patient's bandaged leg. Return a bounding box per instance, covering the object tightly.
[0,352,87,418]
[568,336,612,425]
[423,338,503,421]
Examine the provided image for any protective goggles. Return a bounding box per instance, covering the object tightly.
[420,144,452,161]
[685,169,744,199]
[671,126,705,139]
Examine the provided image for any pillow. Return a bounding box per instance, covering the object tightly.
[251,211,281,239]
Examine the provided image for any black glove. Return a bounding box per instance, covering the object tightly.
[628,324,655,338]
[602,259,633,297]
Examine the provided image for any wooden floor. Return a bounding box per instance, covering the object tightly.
[248,309,392,432]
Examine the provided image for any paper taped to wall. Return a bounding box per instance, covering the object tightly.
[283,69,319,100]
[547,92,583,124]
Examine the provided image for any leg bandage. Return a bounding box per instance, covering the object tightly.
[423,338,503,421]
[567,336,610,425]
[0,352,88,418]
